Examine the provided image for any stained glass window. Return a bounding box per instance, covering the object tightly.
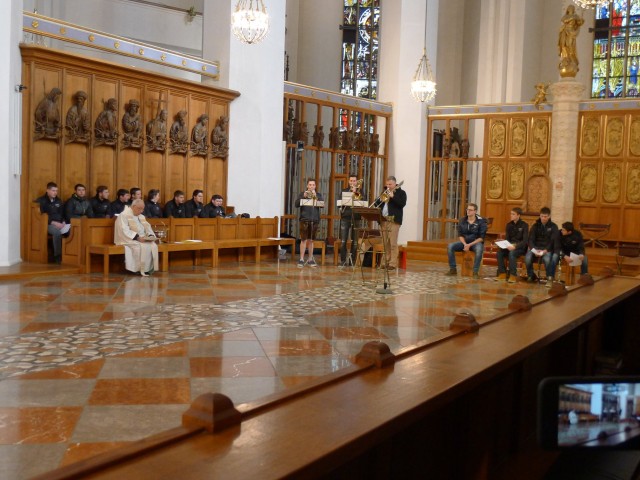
[592,0,640,97]
[341,0,380,100]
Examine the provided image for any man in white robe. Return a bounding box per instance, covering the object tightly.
[114,199,159,276]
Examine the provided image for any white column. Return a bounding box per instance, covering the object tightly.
[0,0,24,266]
[378,0,438,243]
[202,0,286,219]
[549,79,584,224]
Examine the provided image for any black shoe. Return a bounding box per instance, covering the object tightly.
[54,255,62,265]
[445,268,457,276]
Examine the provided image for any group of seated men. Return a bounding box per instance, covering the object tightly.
[445,204,588,286]
[36,182,229,263]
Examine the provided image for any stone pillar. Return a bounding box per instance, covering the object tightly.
[548,78,584,224]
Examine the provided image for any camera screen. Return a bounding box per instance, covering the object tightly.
[556,381,640,447]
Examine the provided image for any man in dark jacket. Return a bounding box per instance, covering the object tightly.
[65,184,94,222]
[36,182,67,263]
[108,189,130,217]
[201,194,226,218]
[295,179,323,268]
[164,190,186,218]
[446,203,487,279]
[496,207,528,283]
[89,185,110,218]
[143,189,163,218]
[560,221,588,275]
[525,206,560,287]
[184,189,204,218]
[374,176,406,270]
[339,175,362,266]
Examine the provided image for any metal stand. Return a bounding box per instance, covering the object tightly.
[352,207,392,294]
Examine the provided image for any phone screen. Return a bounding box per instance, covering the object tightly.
[539,377,640,449]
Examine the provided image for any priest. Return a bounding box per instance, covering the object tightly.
[114,199,159,276]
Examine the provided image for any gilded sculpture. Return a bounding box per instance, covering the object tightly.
[170,110,189,154]
[488,164,503,199]
[190,114,209,156]
[370,133,380,154]
[558,5,584,78]
[603,164,621,203]
[312,125,325,148]
[511,120,527,156]
[628,166,640,203]
[489,120,506,156]
[605,117,623,156]
[630,118,640,156]
[34,87,62,141]
[94,98,119,147]
[579,164,597,202]
[531,83,550,107]
[509,163,525,199]
[581,117,600,156]
[460,138,470,159]
[211,115,229,158]
[329,126,341,149]
[531,119,549,157]
[530,163,547,176]
[122,99,143,149]
[65,90,90,144]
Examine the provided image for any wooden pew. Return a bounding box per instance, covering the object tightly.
[27,204,50,263]
[35,276,640,479]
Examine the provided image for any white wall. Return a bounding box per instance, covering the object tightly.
[435,0,464,106]
[0,0,24,266]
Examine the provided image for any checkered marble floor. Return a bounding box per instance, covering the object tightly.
[0,260,559,479]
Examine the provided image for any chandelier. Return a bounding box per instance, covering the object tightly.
[231,0,270,45]
[410,2,436,103]
[572,0,608,8]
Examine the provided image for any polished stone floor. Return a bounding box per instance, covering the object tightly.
[0,259,559,479]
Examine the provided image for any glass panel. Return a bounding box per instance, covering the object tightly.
[594,39,609,59]
[609,76,624,96]
[631,0,640,15]
[597,2,611,19]
[336,153,346,175]
[627,56,640,95]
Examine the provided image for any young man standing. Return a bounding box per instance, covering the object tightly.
[495,207,529,283]
[339,175,361,266]
[525,207,560,287]
[376,176,407,270]
[445,203,487,279]
[295,179,323,268]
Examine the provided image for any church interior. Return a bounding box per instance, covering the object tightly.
[1,0,640,478]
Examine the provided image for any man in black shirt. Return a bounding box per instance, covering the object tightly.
[201,194,226,218]
[128,187,142,206]
[185,189,204,218]
[108,189,130,217]
[164,190,186,218]
[495,207,528,283]
[36,182,67,263]
[525,207,560,287]
[374,176,407,270]
[560,221,588,275]
[143,189,163,218]
[339,175,361,266]
[90,186,111,218]
[65,183,94,222]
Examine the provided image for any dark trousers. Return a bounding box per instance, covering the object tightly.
[339,216,357,263]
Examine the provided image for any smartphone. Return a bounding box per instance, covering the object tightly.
[538,376,640,450]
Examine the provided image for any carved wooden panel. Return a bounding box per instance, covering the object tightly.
[630,117,640,157]
[510,119,527,157]
[508,163,525,200]
[627,164,640,204]
[487,163,503,199]
[578,164,598,202]
[489,120,506,157]
[605,117,624,157]
[602,163,621,203]
[530,118,549,157]
[581,116,600,157]
[524,175,550,213]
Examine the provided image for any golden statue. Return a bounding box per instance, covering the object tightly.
[558,5,584,78]
[532,83,549,107]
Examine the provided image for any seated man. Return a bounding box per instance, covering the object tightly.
[90,186,111,218]
[114,199,158,276]
[184,189,204,218]
[64,183,94,222]
[201,194,227,218]
[559,221,588,276]
[446,203,487,279]
[128,187,143,206]
[525,206,560,287]
[143,189,163,218]
[164,190,186,218]
[495,207,528,283]
[108,189,130,217]
[35,182,67,264]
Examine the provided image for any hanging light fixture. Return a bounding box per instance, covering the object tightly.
[410,1,437,103]
[231,0,270,45]
[572,0,608,9]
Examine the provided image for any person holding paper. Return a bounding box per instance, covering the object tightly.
[495,207,529,283]
[114,199,158,276]
[295,179,324,268]
[446,203,487,279]
[524,207,560,286]
[339,175,361,266]
[560,222,588,275]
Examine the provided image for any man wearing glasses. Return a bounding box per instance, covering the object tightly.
[445,203,487,279]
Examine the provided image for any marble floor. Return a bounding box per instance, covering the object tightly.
[0,259,560,479]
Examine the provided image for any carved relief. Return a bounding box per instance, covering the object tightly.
[94,98,119,147]
[169,110,189,154]
[509,163,525,199]
[530,163,547,175]
[65,90,90,144]
[510,119,527,156]
[489,120,506,156]
[210,115,229,158]
[34,87,62,141]
[121,99,143,149]
[487,164,503,199]
[628,165,640,204]
[581,117,600,156]
[145,109,168,152]
[602,164,621,203]
[605,117,624,156]
[190,114,209,157]
[579,164,597,202]
[525,175,550,213]
[531,118,549,156]
[629,117,640,156]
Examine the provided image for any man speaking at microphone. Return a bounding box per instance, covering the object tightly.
[377,176,407,270]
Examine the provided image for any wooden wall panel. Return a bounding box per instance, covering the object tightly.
[206,157,226,199]
[21,45,238,262]
[621,208,640,238]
